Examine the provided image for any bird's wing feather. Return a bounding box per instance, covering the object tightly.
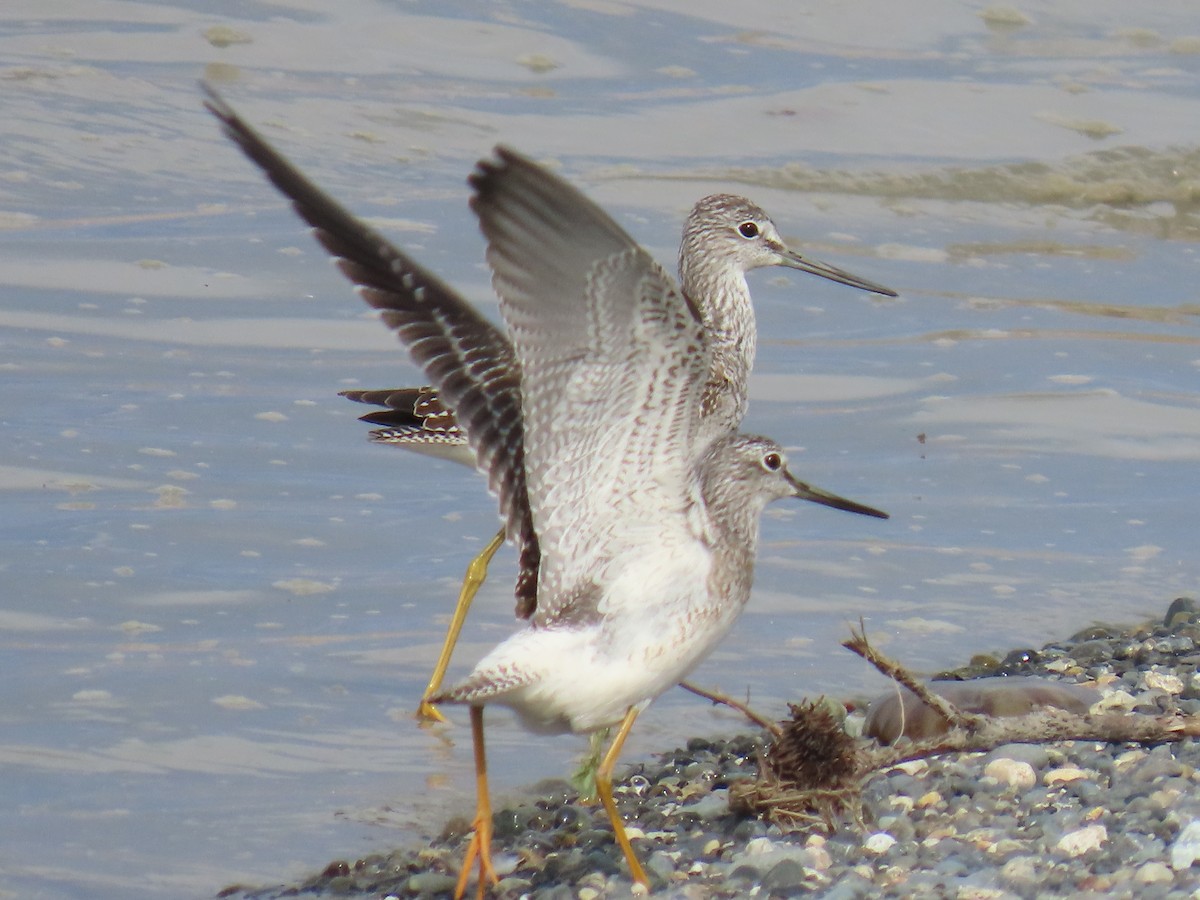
[339,387,461,434]
[204,86,540,615]
[470,148,711,620]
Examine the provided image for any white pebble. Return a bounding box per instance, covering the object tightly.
[984,758,1036,791]
[1094,689,1137,712]
[804,844,833,870]
[1135,861,1174,885]
[1056,824,1107,856]
[1144,670,1184,694]
[1170,819,1200,869]
[893,760,929,776]
[1000,855,1037,883]
[1043,766,1088,785]
[863,832,896,854]
[743,836,777,856]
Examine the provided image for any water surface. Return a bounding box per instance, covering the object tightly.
[2,2,1198,897]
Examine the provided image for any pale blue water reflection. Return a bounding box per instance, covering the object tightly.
[1,2,1198,897]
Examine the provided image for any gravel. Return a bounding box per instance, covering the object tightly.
[220,596,1200,899]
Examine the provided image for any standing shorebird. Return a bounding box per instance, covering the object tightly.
[205,86,889,895]
[342,193,896,723]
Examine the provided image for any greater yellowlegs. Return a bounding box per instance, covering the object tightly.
[342,194,895,723]
[205,85,889,895]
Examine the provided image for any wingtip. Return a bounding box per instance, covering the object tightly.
[199,79,233,125]
[468,145,546,196]
[468,144,524,199]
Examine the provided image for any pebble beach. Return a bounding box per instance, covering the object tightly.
[223,596,1200,899]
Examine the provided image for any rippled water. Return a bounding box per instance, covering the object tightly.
[2,2,1199,897]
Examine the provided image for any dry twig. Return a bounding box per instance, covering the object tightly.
[679,680,781,737]
[842,621,986,732]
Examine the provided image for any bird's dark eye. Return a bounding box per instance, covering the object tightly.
[763,451,782,471]
[738,221,759,239]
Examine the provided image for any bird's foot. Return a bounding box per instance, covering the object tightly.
[415,698,449,725]
[453,810,498,899]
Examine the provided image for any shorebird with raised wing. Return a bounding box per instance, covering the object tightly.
[343,188,895,724]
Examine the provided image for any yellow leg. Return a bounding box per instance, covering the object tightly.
[453,705,499,899]
[417,529,506,724]
[595,707,649,890]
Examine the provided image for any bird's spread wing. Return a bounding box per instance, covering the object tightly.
[470,148,711,619]
[204,86,540,616]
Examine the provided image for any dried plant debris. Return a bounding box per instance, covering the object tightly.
[737,598,1200,832]
[731,698,865,831]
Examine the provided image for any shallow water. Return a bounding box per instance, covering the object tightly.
[2,2,1199,897]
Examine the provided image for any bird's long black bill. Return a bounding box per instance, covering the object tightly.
[788,474,889,520]
[779,250,897,298]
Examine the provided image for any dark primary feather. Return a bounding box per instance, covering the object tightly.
[203,84,540,616]
[339,386,459,433]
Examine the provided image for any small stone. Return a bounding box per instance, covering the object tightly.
[405,872,458,895]
[1149,788,1183,809]
[1135,861,1174,885]
[576,871,609,892]
[991,838,1026,856]
[645,851,675,881]
[1056,824,1107,857]
[1165,596,1198,625]
[321,860,350,878]
[863,832,896,854]
[1130,754,1187,782]
[916,790,943,808]
[999,855,1038,886]
[1095,689,1137,712]
[742,836,777,857]
[1145,670,1185,694]
[1044,766,1088,785]
[803,844,833,871]
[729,864,761,883]
[1114,749,1148,770]
[984,758,1036,791]
[985,743,1050,768]
[958,889,1006,900]
[685,789,728,819]
[1170,819,1200,869]
[494,877,532,895]
[761,858,805,891]
[491,853,518,877]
